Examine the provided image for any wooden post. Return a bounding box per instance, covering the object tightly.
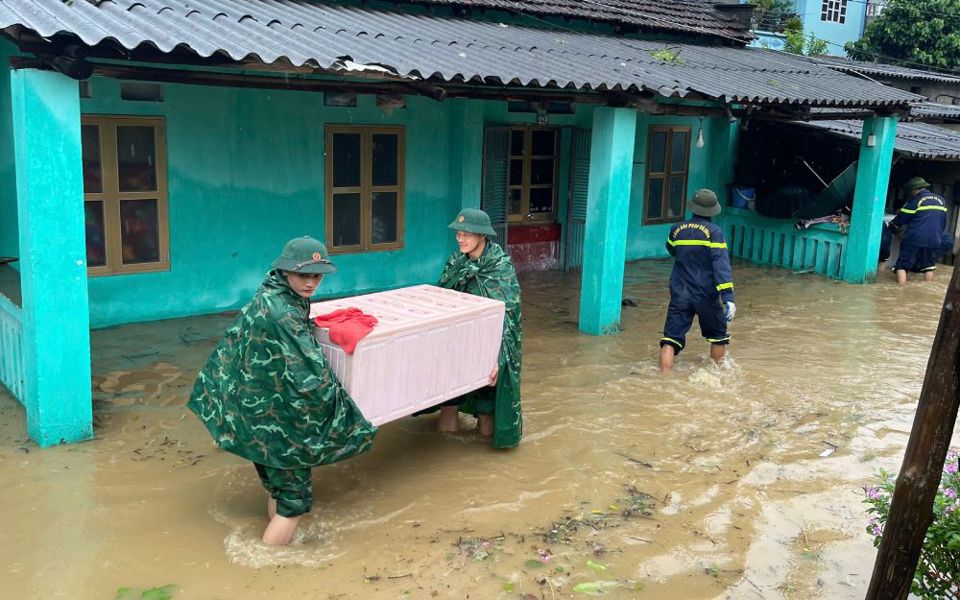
[865,265,960,598]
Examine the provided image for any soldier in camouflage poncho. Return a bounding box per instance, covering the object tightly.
[188,236,377,545]
[436,208,523,449]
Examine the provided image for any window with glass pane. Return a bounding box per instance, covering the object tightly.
[82,125,102,193]
[120,199,161,264]
[117,126,157,192]
[81,116,169,275]
[643,126,690,224]
[333,133,361,188]
[371,191,398,244]
[507,126,558,223]
[372,134,398,187]
[84,201,106,267]
[326,126,404,252]
[821,0,847,22]
[332,194,362,247]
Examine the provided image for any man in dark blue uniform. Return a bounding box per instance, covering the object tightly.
[659,189,736,371]
[891,177,950,284]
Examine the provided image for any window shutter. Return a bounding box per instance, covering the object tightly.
[482,127,510,246]
[565,128,591,271]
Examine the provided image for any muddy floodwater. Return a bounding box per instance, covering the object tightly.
[2,260,957,600]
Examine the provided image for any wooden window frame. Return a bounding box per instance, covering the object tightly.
[508,125,559,224]
[643,125,691,226]
[325,125,405,254]
[82,115,170,276]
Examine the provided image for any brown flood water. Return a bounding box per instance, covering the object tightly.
[1,260,957,600]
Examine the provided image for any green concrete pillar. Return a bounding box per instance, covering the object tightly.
[11,68,92,446]
[842,115,897,284]
[579,107,637,335]
[449,99,484,210]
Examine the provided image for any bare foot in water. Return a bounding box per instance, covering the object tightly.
[437,406,459,433]
[476,414,493,437]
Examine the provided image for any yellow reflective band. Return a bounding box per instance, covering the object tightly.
[668,239,728,249]
[716,282,734,291]
[706,337,730,343]
[660,337,684,348]
[899,207,917,214]
[916,205,947,212]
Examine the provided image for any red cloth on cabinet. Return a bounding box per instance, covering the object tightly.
[312,308,378,354]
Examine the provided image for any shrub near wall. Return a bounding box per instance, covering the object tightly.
[863,450,960,599]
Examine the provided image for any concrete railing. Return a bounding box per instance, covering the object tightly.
[0,293,25,403]
[720,208,847,280]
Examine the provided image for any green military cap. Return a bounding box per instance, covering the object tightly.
[689,188,721,217]
[448,208,497,237]
[903,177,930,191]
[271,236,337,274]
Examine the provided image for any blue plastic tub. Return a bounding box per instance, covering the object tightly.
[731,186,755,209]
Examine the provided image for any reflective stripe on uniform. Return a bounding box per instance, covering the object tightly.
[716,282,734,291]
[902,197,948,214]
[660,337,684,348]
[668,239,728,249]
[706,336,731,343]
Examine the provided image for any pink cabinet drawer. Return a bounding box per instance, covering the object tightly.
[310,285,505,425]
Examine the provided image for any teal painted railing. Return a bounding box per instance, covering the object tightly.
[720,208,847,279]
[0,293,24,403]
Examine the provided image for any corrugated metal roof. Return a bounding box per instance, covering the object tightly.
[0,0,920,107]
[813,55,960,84]
[910,102,960,121]
[789,120,960,160]
[809,102,960,121]
[400,0,753,42]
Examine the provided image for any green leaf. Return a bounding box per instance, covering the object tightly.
[572,580,620,595]
[503,581,515,593]
[115,586,175,600]
[585,559,608,572]
[141,585,176,600]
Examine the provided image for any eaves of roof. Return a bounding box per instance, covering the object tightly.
[789,120,960,161]
[0,0,921,109]
[813,56,960,85]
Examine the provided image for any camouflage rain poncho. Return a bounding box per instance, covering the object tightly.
[187,270,377,469]
[438,241,523,448]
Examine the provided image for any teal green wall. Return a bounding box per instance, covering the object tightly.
[471,104,733,262]
[76,74,736,328]
[82,79,462,327]
[625,114,734,260]
[0,39,18,264]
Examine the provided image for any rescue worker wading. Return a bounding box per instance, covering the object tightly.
[659,189,736,371]
[890,176,951,285]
